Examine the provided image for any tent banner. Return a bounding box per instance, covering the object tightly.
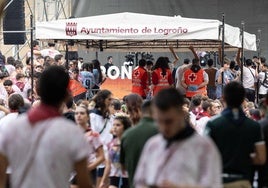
[36,12,256,51]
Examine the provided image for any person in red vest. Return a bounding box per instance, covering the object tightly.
[152,57,173,96]
[181,58,208,99]
[132,59,148,99]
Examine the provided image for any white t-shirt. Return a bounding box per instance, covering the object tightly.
[195,116,211,135]
[90,112,113,168]
[0,84,8,103]
[0,112,19,129]
[134,133,222,188]
[243,66,256,90]
[40,49,60,59]
[0,112,19,174]
[83,130,103,164]
[0,115,88,188]
[5,64,16,76]
[90,112,113,146]
[175,64,190,94]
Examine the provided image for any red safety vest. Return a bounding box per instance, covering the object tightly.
[153,68,172,96]
[184,68,207,97]
[132,66,148,97]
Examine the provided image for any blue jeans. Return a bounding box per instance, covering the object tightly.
[207,86,217,99]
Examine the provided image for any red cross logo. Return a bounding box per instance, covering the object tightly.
[134,70,140,78]
[160,71,166,79]
[188,73,197,82]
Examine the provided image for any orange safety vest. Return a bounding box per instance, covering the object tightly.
[184,68,207,97]
[132,66,148,97]
[153,68,172,96]
[68,79,87,97]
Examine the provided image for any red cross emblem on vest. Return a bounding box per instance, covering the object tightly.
[188,73,197,82]
[160,71,166,79]
[134,70,140,78]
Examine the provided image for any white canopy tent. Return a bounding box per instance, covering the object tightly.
[36,12,256,52]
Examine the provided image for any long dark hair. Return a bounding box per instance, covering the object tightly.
[92,59,103,84]
[82,62,93,72]
[125,93,143,125]
[93,89,112,118]
[153,56,170,76]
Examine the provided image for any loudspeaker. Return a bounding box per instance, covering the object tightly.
[3,0,26,45]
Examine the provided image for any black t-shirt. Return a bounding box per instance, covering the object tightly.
[206,109,262,183]
[104,63,112,74]
[257,118,268,186]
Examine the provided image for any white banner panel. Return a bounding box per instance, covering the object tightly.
[36,12,256,51]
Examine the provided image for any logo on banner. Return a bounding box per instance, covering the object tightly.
[65,22,77,37]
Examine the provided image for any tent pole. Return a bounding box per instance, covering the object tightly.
[256,29,261,103]
[95,51,98,59]
[30,14,34,105]
[65,42,69,69]
[240,21,244,84]
[221,13,225,94]
[257,29,261,58]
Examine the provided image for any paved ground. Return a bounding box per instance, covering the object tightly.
[101,78,132,99]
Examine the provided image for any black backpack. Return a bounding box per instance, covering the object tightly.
[261,71,268,88]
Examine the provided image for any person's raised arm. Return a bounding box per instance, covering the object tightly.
[169,46,179,65]
[216,68,224,84]
[189,46,199,60]
[0,1,5,17]
[236,48,242,67]
[218,46,223,65]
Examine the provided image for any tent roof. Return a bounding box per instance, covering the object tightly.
[36,12,256,51]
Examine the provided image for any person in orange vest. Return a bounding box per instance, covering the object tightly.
[132,59,148,99]
[152,57,173,96]
[68,68,87,103]
[181,58,208,99]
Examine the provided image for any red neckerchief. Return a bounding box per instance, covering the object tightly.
[28,103,61,125]
[84,127,92,133]
[10,109,18,113]
[196,111,210,120]
[202,111,211,117]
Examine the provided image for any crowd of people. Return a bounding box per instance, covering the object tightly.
[0,41,268,188]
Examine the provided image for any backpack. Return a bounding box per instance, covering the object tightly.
[261,71,268,88]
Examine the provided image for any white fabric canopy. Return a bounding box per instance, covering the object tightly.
[36,12,256,51]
